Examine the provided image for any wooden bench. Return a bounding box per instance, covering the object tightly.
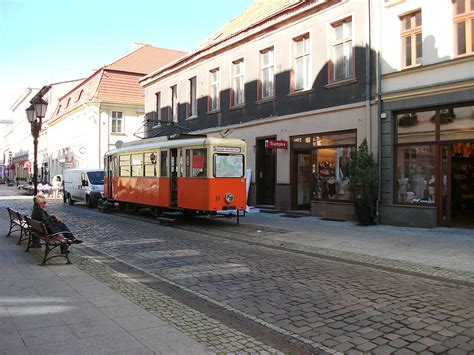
[24,216,73,265]
[6,207,29,246]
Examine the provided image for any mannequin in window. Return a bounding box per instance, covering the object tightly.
[413,166,426,199]
[428,175,435,201]
[397,171,409,202]
[339,148,350,180]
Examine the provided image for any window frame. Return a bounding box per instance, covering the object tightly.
[213,153,245,178]
[208,68,220,112]
[154,92,161,127]
[329,18,354,83]
[119,154,131,177]
[111,111,124,134]
[169,85,177,122]
[259,47,275,100]
[453,0,474,56]
[291,33,311,92]
[188,77,197,118]
[231,58,245,107]
[160,150,168,177]
[400,10,422,69]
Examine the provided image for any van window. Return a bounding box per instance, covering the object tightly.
[87,171,105,185]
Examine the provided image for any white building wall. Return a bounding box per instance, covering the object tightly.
[380,0,473,95]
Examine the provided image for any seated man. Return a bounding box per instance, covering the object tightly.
[31,194,82,253]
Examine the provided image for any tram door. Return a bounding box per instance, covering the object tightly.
[104,156,113,200]
[170,148,178,207]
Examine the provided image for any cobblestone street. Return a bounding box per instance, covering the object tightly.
[2,190,474,354]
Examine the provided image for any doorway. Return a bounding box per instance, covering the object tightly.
[295,152,311,209]
[439,141,474,228]
[256,138,276,206]
[170,149,178,207]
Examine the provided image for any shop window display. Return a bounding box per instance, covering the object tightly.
[396,145,436,204]
[292,131,356,202]
[312,146,355,201]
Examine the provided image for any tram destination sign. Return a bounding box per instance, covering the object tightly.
[215,146,241,153]
[265,139,288,149]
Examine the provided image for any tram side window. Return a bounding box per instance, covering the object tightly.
[214,154,244,178]
[112,156,119,176]
[185,150,191,177]
[160,151,168,177]
[144,152,157,177]
[131,154,143,177]
[192,149,207,177]
[119,155,131,177]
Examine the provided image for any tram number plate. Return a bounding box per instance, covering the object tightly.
[222,205,236,210]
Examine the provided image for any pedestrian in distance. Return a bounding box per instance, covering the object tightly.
[31,194,82,253]
[52,175,62,198]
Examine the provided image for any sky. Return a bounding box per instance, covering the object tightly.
[0,0,254,121]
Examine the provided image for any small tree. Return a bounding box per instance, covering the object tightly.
[347,138,378,224]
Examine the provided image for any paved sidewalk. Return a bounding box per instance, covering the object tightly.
[0,219,213,354]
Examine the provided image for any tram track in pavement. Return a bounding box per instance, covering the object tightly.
[78,232,335,354]
[7,200,474,353]
[97,207,474,288]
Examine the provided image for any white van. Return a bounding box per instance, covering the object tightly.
[63,169,105,208]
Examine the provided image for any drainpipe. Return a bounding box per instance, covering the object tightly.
[376,0,383,223]
[365,0,372,150]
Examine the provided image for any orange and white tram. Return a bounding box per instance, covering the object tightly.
[103,136,247,219]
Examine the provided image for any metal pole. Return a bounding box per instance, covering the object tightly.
[32,122,39,196]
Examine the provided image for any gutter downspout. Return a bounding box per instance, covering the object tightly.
[366,0,372,151]
[366,0,378,221]
[376,0,383,224]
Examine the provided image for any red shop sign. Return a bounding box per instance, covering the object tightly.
[265,139,288,150]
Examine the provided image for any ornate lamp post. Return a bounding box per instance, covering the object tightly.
[26,98,48,196]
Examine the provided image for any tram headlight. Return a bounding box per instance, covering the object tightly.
[225,193,234,204]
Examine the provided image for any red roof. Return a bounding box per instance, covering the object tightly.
[105,45,186,74]
[51,45,186,120]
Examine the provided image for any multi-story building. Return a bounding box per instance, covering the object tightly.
[140,0,377,221]
[3,87,40,184]
[378,0,474,228]
[45,43,185,178]
[3,80,86,185]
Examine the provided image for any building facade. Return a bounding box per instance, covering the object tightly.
[141,0,377,221]
[378,0,474,228]
[3,88,40,184]
[46,44,185,179]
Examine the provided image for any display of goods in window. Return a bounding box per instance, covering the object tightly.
[398,113,418,127]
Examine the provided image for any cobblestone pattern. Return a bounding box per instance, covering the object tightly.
[25,244,284,354]
[181,223,474,285]
[3,198,474,354]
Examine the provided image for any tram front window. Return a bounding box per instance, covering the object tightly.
[214,154,244,178]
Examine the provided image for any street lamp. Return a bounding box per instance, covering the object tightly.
[26,98,48,196]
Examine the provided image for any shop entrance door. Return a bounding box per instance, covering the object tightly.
[438,145,451,226]
[256,138,276,206]
[295,152,311,209]
[439,142,474,228]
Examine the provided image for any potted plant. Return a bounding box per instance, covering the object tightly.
[347,138,378,225]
